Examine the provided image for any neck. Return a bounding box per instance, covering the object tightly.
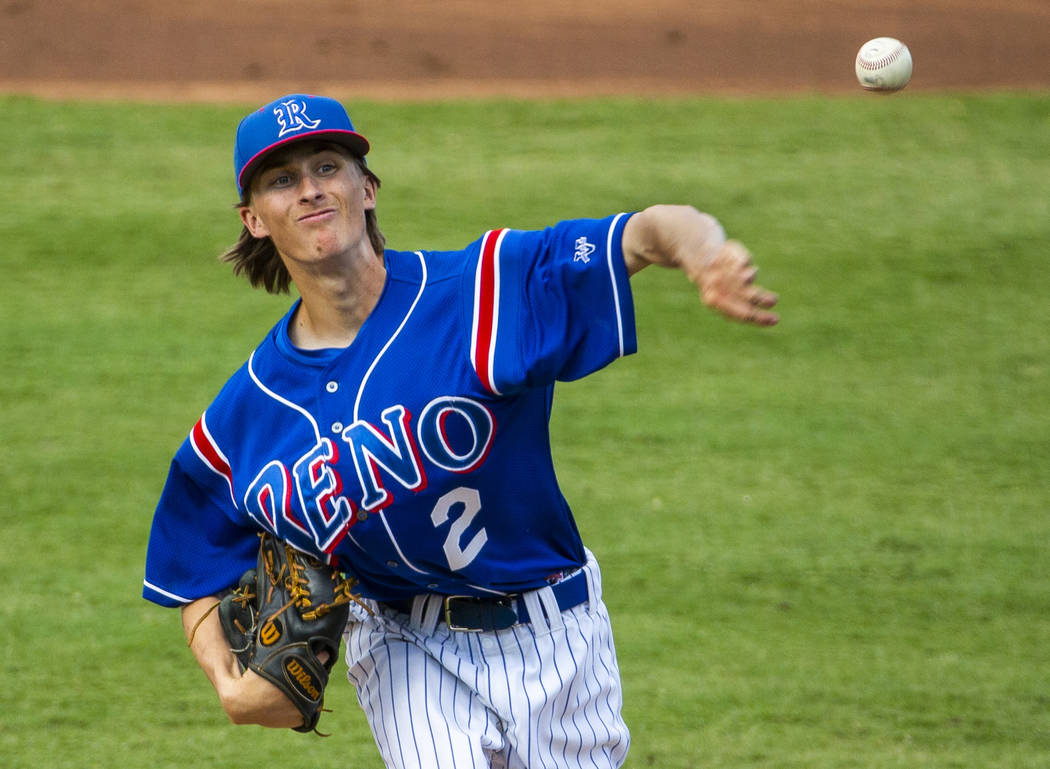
[287,248,386,350]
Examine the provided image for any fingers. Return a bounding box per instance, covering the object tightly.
[747,285,780,309]
[744,306,780,326]
[698,241,779,326]
[727,297,780,326]
[757,292,780,309]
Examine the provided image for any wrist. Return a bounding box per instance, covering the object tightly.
[218,668,305,728]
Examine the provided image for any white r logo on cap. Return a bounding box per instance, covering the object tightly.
[274,99,322,137]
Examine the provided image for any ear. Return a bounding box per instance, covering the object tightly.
[362,174,378,212]
[239,205,270,238]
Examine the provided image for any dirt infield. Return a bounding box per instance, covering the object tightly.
[2,0,1049,101]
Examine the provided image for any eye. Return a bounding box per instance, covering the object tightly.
[265,171,293,188]
[317,160,339,175]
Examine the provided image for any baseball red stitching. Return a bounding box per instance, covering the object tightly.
[856,44,905,71]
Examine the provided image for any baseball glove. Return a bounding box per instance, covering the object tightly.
[216,533,368,734]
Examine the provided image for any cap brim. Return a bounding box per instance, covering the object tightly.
[238,129,370,197]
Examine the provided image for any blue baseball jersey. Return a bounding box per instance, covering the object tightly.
[143,213,636,607]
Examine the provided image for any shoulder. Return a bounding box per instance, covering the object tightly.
[384,243,488,285]
[382,214,633,295]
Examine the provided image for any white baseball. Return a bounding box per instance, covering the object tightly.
[855,37,912,92]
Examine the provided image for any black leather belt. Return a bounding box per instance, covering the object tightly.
[381,571,589,632]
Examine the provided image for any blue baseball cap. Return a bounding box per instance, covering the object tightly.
[234,93,370,197]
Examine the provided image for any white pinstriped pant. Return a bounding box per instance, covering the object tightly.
[343,551,630,768]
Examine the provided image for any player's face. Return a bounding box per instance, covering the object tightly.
[239,143,376,267]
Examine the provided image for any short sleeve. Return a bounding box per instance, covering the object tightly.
[142,452,259,607]
[466,213,637,394]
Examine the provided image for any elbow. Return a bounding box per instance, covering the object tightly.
[215,680,253,726]
[218,691,245,724]
[225,709,253,726]
[219,694,262,726]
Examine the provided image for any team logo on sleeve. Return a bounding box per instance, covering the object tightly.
[574,236,595,263]
[274,98,321,137]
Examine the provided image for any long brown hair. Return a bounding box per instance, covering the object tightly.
[220,154,385,294]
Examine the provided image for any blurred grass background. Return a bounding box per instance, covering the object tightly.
[1,92,1048,768]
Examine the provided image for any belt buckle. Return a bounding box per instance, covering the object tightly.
[444,596,483,632]
[443,595,518,632]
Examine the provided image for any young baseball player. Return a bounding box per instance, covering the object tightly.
[143,93,778,767]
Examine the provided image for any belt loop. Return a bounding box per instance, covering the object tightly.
[419,595,442,634]
[521,590,550,631]
[542,584,565,630]
[408,595,427,627]
[584,550,599,608]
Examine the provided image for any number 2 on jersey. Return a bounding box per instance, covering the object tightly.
[430,487,488,571]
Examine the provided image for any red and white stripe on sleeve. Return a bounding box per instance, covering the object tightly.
[470,228,508,395]
[188,412,238,508]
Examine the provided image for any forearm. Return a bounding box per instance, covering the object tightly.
[181,596,304,728]
[182,596,240,699]
[622,204,726,276]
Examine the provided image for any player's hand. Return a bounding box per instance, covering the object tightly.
[692,240,779,326]
[216,665,308,729]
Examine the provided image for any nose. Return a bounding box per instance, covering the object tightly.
[298,173,323,200]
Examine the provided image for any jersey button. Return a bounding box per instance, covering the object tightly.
[356,510,368,522]
[331,422,343,433]
[326,381,339,393]
[386,560,399,568]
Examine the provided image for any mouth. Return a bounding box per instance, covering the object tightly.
[298,208,337,223]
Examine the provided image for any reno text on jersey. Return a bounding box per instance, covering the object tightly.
[238,396,496,557]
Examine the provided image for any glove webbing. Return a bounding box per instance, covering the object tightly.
[264,543,373,620]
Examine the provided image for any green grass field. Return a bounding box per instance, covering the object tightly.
[2,91,1048,768]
